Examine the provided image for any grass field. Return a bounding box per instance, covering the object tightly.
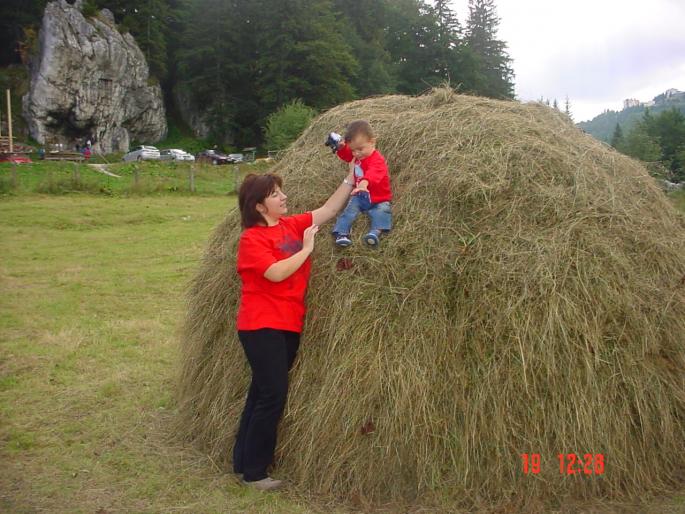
[0,188,343,513]
[0,160,272,197]
[1,180,684,512]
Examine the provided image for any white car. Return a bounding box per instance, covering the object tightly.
[122,145,160,161]
[160,148,195,162]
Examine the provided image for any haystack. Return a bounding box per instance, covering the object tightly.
[174,88,685,511]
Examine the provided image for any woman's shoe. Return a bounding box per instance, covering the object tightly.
[242,476,284,491]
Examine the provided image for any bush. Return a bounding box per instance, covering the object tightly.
[264,99,317,151]
[81,1,99,18]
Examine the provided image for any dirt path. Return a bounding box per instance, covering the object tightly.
[88,163,120,178]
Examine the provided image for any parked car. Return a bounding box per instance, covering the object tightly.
[0,153,32,164]
[122,145,160,162]
[196,149,236,165]
[159,148,195,162]
[227,153,244,163]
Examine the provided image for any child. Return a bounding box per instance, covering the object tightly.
[326,120,392,247]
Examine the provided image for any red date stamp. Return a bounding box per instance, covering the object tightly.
[521,453,605,475]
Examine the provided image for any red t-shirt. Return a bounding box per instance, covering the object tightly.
[336,144,393,204]
[236,211,313,333]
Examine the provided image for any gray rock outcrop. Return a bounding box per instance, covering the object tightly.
[174,86,212,140]
[23,0,166,153]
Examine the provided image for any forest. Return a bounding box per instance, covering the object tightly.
[611,108,685,183]
[0,0,515,147]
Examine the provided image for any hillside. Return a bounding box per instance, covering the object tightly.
[578,89,685,142]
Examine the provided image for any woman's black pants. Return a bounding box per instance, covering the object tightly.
[232,328,300,482]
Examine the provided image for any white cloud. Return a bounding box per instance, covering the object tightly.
[449,0,685,121]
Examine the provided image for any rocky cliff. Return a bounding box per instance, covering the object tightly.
[174,86,212,140]
[22,0,166,153]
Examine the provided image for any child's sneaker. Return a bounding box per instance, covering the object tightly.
[364,231,380,246]
[335,234,352,247]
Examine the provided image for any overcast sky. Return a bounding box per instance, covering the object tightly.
[450,0,685,122]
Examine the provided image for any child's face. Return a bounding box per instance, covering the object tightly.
[348,135,376,160]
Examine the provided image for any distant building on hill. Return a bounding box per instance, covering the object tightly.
[664,88,682,99]
[623,98,641,109]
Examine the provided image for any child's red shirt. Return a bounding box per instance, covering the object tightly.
[336,144,392,204]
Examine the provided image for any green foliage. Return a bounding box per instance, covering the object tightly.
[610,123,624,149]
[620,123,662,163]
[465,0,514,98]
[611,108,685,182]
[1,0,519,150]
[669,188,685,212]
[0,0,48,66]
[154,119,211,155]
[332,0,395,97]
[675,148,685,182]
[644,108,685,167]
[81,1,99,18]
[578,98,685,141]
[264,100,317,151]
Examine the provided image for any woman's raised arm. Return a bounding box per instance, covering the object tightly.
[311,167,354,226]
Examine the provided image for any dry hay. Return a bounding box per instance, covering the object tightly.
[174,88,685,511]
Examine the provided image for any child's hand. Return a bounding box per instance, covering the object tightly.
[325,132,343,153]
[351,180,369,195]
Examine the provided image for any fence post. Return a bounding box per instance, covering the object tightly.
[234,164,239,193]
[189,164,195,192]
[133,164,140,187]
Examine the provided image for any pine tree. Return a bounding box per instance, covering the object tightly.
[384,0,444,93]
[465,0,514,98]
[332,0,395,96]
[622,122,661,163]
[176,0,239,141]
[432,0,467,84]
[553,98,559,111]
[252,0,357,114]
[610,123,624,149]
[434,0,462,49]
[564,95,573,120]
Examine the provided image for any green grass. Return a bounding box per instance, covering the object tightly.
[0,194,343,514]
[0,159,272,197]
[668,188,685,213]
[1,192,683,513]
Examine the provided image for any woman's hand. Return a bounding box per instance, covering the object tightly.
[302,224,319,253]
[264,225,319,282]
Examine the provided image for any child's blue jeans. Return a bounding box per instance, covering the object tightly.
[332,192,392,236]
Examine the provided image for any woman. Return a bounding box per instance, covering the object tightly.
[232,169,355,490]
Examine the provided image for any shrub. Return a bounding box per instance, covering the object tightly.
[264,99,317,151]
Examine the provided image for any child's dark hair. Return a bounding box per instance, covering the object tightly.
[238,173,283,228]
[344,120,375,142]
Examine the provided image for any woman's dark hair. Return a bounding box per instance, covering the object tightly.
[238,173,283,228]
